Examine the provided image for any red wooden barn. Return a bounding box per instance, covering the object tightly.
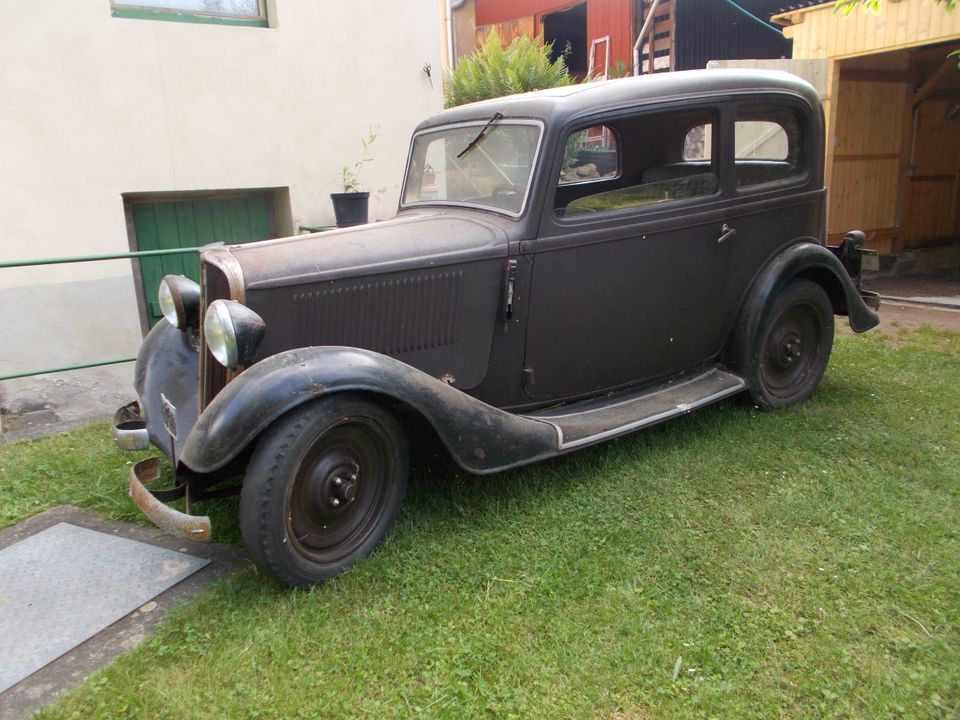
[454,0,793,77]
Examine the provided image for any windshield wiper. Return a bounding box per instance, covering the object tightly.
[457,112,503,159]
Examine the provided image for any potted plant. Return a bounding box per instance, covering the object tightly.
[331,130,376,227]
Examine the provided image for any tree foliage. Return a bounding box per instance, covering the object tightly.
[443,29,573,109]
[835,0,955,13]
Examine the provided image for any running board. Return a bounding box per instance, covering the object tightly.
[522,367,746,451]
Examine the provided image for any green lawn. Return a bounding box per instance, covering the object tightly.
[2,326,958,719]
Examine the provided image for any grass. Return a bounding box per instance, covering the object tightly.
[1,326,958,719]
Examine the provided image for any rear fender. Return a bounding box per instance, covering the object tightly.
[179,347,559,476]
[727,241,879,372]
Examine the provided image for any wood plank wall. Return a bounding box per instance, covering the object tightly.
[907,99,960,246]
[778,0,960,253]
[828,75,909,247]
[778,0,960,59]
[473,0,635,72]
[476,16,537,47]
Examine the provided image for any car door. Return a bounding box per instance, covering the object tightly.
[718,97,823,305]
[521,104,738,402]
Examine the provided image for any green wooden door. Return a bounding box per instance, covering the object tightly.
[132,195,273,325]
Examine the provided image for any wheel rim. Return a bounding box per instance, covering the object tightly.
[760,301,822,399]
[286,417,392,565]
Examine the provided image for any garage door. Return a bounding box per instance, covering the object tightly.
[131,194,274,326]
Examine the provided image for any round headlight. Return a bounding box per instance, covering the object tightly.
[204,300,265,370]
[158,275,201,330]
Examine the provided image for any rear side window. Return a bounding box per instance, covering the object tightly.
[682,123,713,161]
[735,106,806,189]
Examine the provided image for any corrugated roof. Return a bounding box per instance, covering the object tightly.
[770,0,827,14]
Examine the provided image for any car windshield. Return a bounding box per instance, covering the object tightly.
[402,120,542,216]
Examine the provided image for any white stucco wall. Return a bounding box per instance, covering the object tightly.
[0,1,444,430]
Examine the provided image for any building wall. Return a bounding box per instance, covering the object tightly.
[674,0,792,71]
[776,0,960,60]
[0,1,443,430]
[474,0,634,73]
[774,0,960,251]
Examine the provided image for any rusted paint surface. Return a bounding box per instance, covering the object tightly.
[128,458,212,543]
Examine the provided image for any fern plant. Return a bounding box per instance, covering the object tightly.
[444,29,573,108]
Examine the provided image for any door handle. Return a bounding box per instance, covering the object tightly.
[718,224,737,244]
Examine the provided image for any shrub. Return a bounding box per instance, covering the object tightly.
[444,29,573,108]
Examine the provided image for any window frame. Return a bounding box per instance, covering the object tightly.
[732,100,811,194]
[110,0,269,27]
[558,124,623,187]
[551,102,722,224]
[399,119,546,220]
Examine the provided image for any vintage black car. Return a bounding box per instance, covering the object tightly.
[114,70,879,588]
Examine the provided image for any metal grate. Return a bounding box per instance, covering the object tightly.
[0,523,208,693]
[200,261,231,408]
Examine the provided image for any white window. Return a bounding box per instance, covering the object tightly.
[111,1,268,26]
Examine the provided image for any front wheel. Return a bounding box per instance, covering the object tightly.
[239,394,408,588]
[744,279,834,410]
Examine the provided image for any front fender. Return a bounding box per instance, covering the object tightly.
[135,320,200,463]
[179,347,559,475]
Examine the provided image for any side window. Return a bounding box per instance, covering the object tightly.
[560,125,619,184]
[683,124,713,161]
[557,108,718,218]
[735,106,805,189]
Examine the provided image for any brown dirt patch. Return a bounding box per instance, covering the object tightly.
[836,301,960,343]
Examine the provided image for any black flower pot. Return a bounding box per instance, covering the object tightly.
[330,192,370,227]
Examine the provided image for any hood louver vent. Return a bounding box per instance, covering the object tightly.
[293,271,463,355]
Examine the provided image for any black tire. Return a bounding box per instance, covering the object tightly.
[239,394,408,588]
[744,279,834,410]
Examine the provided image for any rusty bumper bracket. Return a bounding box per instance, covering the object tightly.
[128,457,212,543]
[112,401,150,451]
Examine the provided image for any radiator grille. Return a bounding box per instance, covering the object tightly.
[200,262,231,408]
[293,272,462,355]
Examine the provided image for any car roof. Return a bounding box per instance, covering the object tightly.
[416,69,819,131]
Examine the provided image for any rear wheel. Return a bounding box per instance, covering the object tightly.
[239,394,408,588]
[745,279,834,410]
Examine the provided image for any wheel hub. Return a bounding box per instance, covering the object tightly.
[777,332,802,365]
[329,473,358,507]
[301,453,360,520]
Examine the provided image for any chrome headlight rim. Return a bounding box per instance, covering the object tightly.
[159,275,201,330]
[204,300,265,370]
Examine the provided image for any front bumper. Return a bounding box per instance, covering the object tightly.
[113,401,212,543]
[127,457,212,543]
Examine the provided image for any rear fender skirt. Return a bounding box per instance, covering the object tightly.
[727,241,880,372]
[179,347,559,475]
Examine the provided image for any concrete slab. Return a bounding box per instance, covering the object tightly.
[0,506,247,720]
[884,295,960,309]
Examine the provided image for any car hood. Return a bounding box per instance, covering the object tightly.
[222,212,509,290]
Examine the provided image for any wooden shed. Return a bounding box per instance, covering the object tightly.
[455,0,792,78]
[773,1,960,261]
